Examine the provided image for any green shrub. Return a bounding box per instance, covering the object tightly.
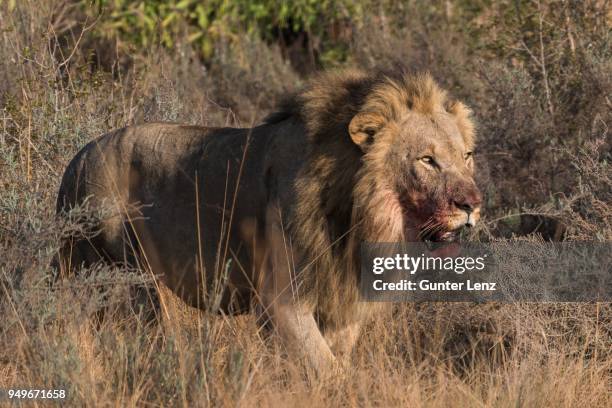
[85,0,365,61]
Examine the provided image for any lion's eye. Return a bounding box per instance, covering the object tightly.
[465,152,473,161]
[420,156,437,167]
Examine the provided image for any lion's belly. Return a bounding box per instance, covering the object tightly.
[134,199,256,313]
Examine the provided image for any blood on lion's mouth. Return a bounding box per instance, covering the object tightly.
[418,227,463,256]
[419,228,461,245]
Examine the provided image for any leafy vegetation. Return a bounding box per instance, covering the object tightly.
[84,0,364,62]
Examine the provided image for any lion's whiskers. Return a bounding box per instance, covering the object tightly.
[418,217,443,241]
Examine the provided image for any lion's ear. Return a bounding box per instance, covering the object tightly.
[348,112,386,150]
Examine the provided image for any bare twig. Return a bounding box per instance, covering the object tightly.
[537,0,554,115]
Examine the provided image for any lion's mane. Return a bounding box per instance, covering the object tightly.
[265,69,476,327]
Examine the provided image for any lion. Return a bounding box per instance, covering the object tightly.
[56,68,481,373]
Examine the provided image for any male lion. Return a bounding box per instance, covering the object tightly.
[56,69,481,372]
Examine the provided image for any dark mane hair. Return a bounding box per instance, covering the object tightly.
[263,67,475,146]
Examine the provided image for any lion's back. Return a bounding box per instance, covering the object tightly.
[56,123,238,212]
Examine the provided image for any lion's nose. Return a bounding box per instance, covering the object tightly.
[453,192,482,215]
[454,195,481,228]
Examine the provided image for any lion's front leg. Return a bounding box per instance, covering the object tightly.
[262,204,337,374]
[266,302,337,374]
[324,322,362,357]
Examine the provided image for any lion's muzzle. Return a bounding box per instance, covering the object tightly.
[449,179,482,228]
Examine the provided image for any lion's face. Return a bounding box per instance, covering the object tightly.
[350,108,481,243]
[391,111,481,243]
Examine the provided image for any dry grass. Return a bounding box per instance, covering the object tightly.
[0,1,610,406]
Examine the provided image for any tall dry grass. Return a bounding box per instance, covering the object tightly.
[0,1,610,406]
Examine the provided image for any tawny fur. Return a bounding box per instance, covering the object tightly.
[57,67,479,371]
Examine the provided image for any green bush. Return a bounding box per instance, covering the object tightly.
[85,0,365,61]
